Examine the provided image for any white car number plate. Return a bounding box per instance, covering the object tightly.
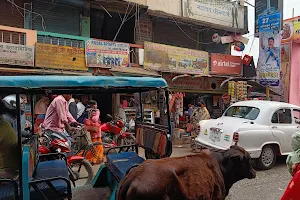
[209,128,221,142]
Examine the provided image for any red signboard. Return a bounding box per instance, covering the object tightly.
[242,54,252,66]
[222,93,229,101]
[210,53,242,75]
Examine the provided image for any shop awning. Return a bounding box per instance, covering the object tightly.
[110,67,161,77]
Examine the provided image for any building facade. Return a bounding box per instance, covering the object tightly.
[0,0,253,120]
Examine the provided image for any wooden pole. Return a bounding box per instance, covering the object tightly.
[266,85,270,100]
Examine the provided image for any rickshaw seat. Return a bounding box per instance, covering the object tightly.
[22,137,72,200]
[0,178,19,200]
[34,160,69,179]
[106,152,145,181]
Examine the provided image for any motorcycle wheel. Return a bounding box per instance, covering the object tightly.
[69,159,94,185]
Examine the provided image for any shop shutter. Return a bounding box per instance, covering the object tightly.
[0,0,24,29]
[32,0,81,36]
[152,18,197,50]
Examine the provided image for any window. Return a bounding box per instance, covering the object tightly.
[293,109,300,124]
[271,109,292,124]
[224,106,260,120]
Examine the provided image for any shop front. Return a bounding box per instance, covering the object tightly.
[163,73,226,124]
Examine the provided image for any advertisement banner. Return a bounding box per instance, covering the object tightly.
[281,17,300,43]
[271,43,291,102]
[85,39,130,68]
[210,53,242,75]
[255,0,283,35]
[144,42,209,75]
[35,43,87,71]
[258,12,281,86]
[0,42,34,67]
[182,0,244,29]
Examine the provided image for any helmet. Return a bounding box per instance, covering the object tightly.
[2,95,25,115]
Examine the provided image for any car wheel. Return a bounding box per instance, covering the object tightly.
[256,145,276,170]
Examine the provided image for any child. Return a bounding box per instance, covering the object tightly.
[84,101,104,164]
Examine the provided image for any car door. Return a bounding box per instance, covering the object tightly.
[270,108,296,153]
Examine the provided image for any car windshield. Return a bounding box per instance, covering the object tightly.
[224,106,260,120]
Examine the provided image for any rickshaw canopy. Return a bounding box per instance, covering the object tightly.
[0,76,168,93]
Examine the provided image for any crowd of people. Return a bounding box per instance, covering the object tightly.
[0,94,104,180]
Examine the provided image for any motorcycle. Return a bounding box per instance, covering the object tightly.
[39,134,94,187]
[101,114,136,147]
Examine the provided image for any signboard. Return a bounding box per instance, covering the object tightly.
[135,18,152,45]
[255,0,283,35]
[163,74,225,92]
[210,53,242,75]
[35,43,87,71]
[144,42,209,75]
[222,94,229,101]
[281,17,300,43]
[271,43,291,102]
[0,42,34,66]
[85,39,130,68]
[182,0,244,29]
[258,12,281,86]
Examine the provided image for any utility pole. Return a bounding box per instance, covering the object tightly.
[267,0,271,14]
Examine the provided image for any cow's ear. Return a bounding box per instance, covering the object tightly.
[229,154,243,162]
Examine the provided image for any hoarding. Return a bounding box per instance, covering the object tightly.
[258,12,281,86]
[35,43,87,71]
[0,42,34,66]
[144,42,209,75]
[210,53,242,75]
[85,39,130,68]
[255,0,283,35]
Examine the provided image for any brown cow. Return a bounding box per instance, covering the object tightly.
[116,146,256,200]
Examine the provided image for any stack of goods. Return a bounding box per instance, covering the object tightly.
[228,81,236,100]
[236,81,247,101]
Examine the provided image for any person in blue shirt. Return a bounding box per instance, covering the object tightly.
[261,36,280,68]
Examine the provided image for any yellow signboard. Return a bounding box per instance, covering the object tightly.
[281,17,300,43]
[144,42,209,75]
[35,43,87,71]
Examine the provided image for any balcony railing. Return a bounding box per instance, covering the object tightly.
[37,31,89,48]
[0,25,37,46]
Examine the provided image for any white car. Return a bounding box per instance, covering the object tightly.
[195,100,300,170]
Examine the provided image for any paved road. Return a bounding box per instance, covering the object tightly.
[172,147,291,200]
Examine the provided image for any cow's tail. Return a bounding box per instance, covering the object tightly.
[115,165,139,200]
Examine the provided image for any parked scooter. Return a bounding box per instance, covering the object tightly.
[101,114,135,146]
[39,134,94,187]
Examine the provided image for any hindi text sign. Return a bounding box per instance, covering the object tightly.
[85,39,130,68]
[35,43,87,71]
[144,42,209,75]
[0,42,34,66]
[258,12,281,86]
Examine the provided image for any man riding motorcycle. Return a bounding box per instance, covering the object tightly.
[42,94,80,154]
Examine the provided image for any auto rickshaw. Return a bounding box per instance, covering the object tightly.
[0,75,172,200]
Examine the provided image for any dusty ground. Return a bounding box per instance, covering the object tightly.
[72,146,290,200]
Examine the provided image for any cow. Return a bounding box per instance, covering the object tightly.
[116,146,256,200]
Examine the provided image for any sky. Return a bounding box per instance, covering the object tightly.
[232,0,300,61]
